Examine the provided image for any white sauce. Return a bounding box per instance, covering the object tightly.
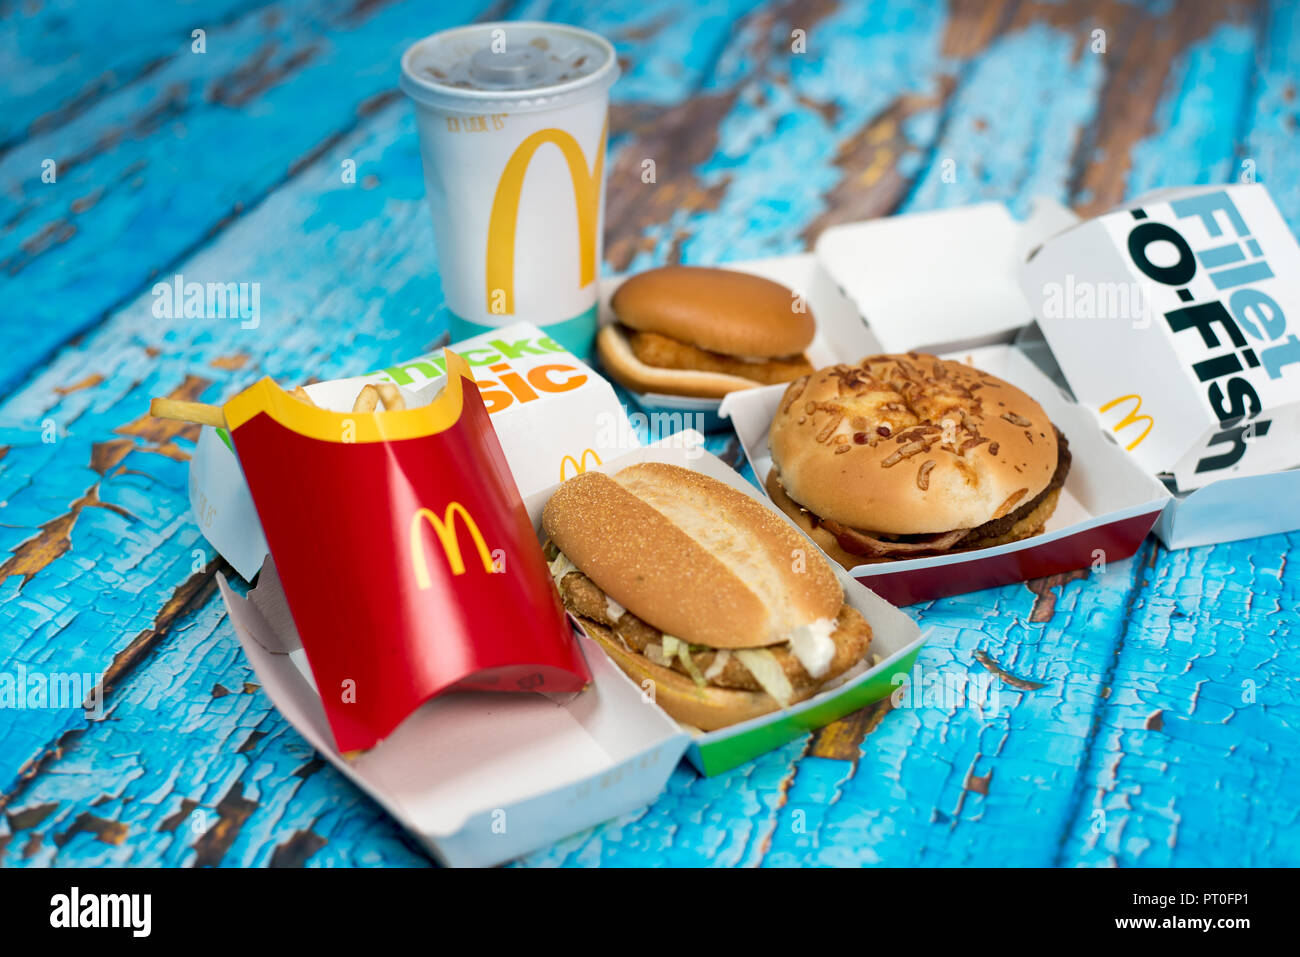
[787,618,838,679]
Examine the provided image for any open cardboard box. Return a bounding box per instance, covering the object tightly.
[217,434,924,864]
[714,193,1300,567]
[524,434,927,776]
[716,200,1171,603]
[220,561,688,868]
[723,346,1168,605]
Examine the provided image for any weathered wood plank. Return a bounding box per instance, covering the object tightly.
[0,0,506,399]
[0,0,275,150]
[1054,0,1300,867]
[1060,533,1300,866]
[1,590,429,866]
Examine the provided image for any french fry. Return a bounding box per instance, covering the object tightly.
[375,384,406,411]
[150,397,226,429]
[352,384,380,413]
[151,378,399,430]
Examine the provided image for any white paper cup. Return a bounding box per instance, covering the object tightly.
[401,22,619,355]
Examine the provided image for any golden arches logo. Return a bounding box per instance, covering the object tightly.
[409,503,495,587]
[486,123,607,315]
[559,448,602,481]
[1099,394,1154,450]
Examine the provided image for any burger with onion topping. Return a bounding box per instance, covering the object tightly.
[765,353,1071,567]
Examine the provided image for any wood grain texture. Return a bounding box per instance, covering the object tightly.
[0,0,1297,868]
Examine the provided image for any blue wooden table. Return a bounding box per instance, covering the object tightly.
[2,0,1297,867]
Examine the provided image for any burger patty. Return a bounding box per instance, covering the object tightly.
[626,327,814,386]
[791,429,1072,559]
[556,568,872,692]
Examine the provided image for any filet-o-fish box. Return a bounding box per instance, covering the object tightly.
[190,321,633,580]
[1020,184,1300,548]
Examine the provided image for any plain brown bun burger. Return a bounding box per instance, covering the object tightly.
[596,265,816,399]
[541,462,873,731]
[766,353,1072,567]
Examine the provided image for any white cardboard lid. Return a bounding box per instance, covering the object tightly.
[814,197,1079,354]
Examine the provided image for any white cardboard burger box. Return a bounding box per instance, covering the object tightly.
[191,321,634,581]
[717,199,1172,604]
[1018,184,1300,549]
[217,435,925,865]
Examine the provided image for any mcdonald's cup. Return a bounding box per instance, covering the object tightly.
[401,22,619,356]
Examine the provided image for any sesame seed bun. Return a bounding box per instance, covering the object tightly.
[768,354,1061,536]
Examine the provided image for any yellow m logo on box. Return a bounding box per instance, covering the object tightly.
[486,123,607,315]
[409,503,495,587]
[1099,394,1154,450]
[559,448,602,481]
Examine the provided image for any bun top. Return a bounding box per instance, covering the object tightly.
[541,462,842,648]
[611,266,816,358]
[769,354,1060,535]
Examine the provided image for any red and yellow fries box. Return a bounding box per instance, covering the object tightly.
[221,349,590,753]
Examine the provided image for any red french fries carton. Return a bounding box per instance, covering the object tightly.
[221,349,590,753]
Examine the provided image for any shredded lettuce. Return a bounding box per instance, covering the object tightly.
[676,645,707,688]
[657,635,708,688]
[704,648,731,680]
[734,649,795,708]
[547,550,577,587]
[644,642,674,667]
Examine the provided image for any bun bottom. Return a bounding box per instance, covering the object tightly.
[577,617,817,731]
[765,468,1061,570]
[595,325,764,399]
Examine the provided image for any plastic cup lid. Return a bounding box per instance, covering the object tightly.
[400,21,618,113]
